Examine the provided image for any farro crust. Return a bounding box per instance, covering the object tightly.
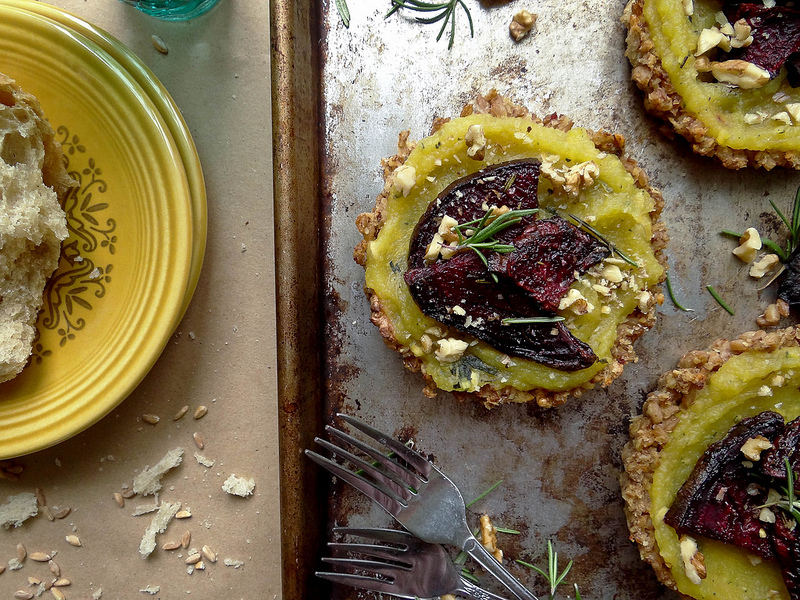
[620,325,800,595]
[354,92,669,409]
[623,0,800,170]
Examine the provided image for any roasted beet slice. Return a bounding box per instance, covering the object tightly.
[779,251,800,310]
[407,160,540,269]
[488,216,610,312]
[664,411,785,559]
[763,416,800,479]
[723,4,800,79]
[404,252,598,371]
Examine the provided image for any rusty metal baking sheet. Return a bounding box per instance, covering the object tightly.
[276,0,800,597]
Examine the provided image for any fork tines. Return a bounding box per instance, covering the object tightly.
[304,414,432,516]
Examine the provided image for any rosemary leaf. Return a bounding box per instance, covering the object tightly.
[502,316,566,325]
[335,0,350,27]
[460,567,480,583]
[494,526,521,534]
[568,213,638,267]
[707,285,734,315]
[386,0,474,49]
[466,479,503,508]
[665,272,693,312]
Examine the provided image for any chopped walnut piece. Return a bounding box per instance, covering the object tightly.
[679,535,707,584]
[711,60,770,89]
[740,435,773,461]
[732,228,762,262]
[558,288,594,314]
[750,254,780,278]
[540,155,600,198]
[434,338,469,363]
[479,515,503,562]
[465,124,487,161]
[393,165,417,197]
[509,10,536,42]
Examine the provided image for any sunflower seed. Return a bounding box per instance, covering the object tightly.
[161,541,181,551]
[142,414,160,425]
[151,34,169,55]
[54,507,71,519]
[192,432,204,450]
[173,406,189,421]
[29,552,51,562]
[193,406,208,420]
[201,545,217,563]
[65,535,81,547]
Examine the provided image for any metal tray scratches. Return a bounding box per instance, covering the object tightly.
[274,0,800,597]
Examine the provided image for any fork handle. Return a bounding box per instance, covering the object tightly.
[455,576,512,600]
[462,536,539,600]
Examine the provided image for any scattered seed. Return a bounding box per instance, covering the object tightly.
[53,579,70,587]
[175,510,192,519]
[122,489,136,499]
[192,432,204,450]
[16,543,26,562]
[142,414,160,425]
[185,553,202,565]
[194,406,208,420]
[201,545,217,563]
[195,560,206,570]
[49,560,60,577]
[54,507,71,519]
[181,530,191,549]
[35,488,47,507]
[113,492,125,508]
[28,576,41,585]
[65,535,81,547]
[173,406,189,421]
[51,588,65,600]
[161,541,181,551]
[0,565,5,575]
[42,506,55,521]
[29,552,51,562]
[151,34,169,55]
[13,591,33,600]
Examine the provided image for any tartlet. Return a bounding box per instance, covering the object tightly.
[354,92,668,408]
[621,326,800,600]
[624,0,800,169]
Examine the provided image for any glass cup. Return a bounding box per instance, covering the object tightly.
[118,0,221,20]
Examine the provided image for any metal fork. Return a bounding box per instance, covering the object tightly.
[305,413,539,600]
[318,527,509,600]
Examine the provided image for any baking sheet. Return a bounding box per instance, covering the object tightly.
[275,0,800,597]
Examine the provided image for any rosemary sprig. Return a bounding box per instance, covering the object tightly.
[502,316,566,325]
[450,208,538,279]
[665,272,694,312]
[517,540,575,599]
[466,479,503,508]
[335,0,351,27]
[707,285,735,315]
[567,213,638,267]
[386,0,475,49]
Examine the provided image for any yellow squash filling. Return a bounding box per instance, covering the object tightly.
[363,114,663,393]
[651,347,800,600]
[644,0,800,150]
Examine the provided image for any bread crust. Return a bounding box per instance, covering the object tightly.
[623,0,800,170]
[620,325,800,594]
[0,73,73,382]
[354,92,669,408]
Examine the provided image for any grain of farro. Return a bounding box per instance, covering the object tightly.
[65,535,81,547]
[201,545,217,563]
[142,414,160,425]
[176,510,192,519]
[162,541,181,551]
[54,507,70,519]
[41,506,54,521]
[122,489,136,499]
[185,553,202,564]
[194,406,208,419]
[29,552,51,562]
[173,405,189,421]
[49,560,60,577]
[53,579,70,587]
[181,530,191,549]
[113,492,125,508]
[16,543,26,561]
[13,591,33,600]
[192,432,204,450]
[51,588,65,600]
[35,488,46,507]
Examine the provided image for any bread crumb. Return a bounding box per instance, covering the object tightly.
[223,558,244,568]
[222,474,255,497]
[194,453,215,468]
[92,590,103,600]
[133,447,184,496]
[0,492,38,528]
[139,585,161,594]
[139,502,181,558]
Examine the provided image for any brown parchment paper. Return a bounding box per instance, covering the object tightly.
[0,0,281,598]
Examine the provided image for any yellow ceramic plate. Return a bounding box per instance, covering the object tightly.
[0,2,199,458]
[12,0,208,317]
